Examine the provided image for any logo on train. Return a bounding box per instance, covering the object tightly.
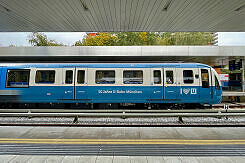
[181,88,197,95]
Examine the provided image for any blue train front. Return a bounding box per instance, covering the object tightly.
[0,63,222,109]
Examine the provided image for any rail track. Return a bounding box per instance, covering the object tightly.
[0,108,245,127]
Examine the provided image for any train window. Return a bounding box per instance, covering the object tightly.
[166,71,174,84]
[201,69,209,88]
[183,70,193,84]
[123,70,143,84]
[96,70,115,84]
[77,70,85,84]
[65,70,73,84]
[6,69,30,88]
[35,70,55,84]
[215,76,220,89]
[154,70,161,84]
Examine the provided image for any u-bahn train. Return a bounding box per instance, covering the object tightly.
[0,63,222,109]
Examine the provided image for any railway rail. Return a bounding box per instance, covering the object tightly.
[0,109,245,127]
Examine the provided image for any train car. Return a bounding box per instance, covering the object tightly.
[0,63,222,109]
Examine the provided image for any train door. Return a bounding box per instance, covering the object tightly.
[179,68,200,102]
[62,68,75,100]
[163,68,178,100]
[199,68,212,102]
[75,67,88,100]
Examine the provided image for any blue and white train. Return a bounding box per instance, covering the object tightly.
[0,63,222,109]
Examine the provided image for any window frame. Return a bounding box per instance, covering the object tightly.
[65,70,73,84]
[95,70,116,84]
[215,75,220,90]
[123,70,143,85]
[183,70,194,84]
[201,69,210,88]
[35,70,56,84]
[77,70,86,84]
[166,70,174,84]
[6,69,30,88]
[153,70,162,85]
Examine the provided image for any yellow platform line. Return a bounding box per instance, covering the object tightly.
[0,138,245,145]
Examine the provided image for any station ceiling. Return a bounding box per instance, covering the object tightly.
[0,0,245,32]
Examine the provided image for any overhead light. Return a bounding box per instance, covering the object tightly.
[163,0,171,11]
[79,0,88,10]
[235,4,245,12]
[0,4,10,12]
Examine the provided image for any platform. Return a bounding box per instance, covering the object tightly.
[1,126,245,140]
[0,126,245,162]
[0,155,243,163]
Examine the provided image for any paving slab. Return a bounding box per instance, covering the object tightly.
[8,155,32,163]
[1,155,245,163]
[95,156,113,163]
[0,155,17,163]
[146,156,164,163]
[113,156,131,163]
[212,157,235,163]
[27,156,50,163]
[19,127,69,139]
[0,126,32,138]
[178,157,200,163]
[163,157,182,163]
[1,126,245,140]
[78,156,97,163]
[44,156,65,163]
[130,156,148,163]
[61,156,81,163]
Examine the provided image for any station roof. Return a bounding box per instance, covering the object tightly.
[0,0,245,32]
[0,46,244,65]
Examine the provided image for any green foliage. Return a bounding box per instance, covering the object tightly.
[29,32,64,46]
[74,32,214,46]
[74,33,117,46]
[115,32,158,46]
[158,32,213,45]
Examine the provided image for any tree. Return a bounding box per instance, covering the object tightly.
[74,32,214,46]
[74,33,117,46]
[115,32,159,46]
[158,32,213,45]
[29,32,64,46]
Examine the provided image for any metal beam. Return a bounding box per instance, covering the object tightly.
[0,46,243,64]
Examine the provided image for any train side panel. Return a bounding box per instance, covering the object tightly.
[0,63,222,106]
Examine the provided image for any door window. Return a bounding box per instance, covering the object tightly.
[215,76,220,89]
[65,70,73,84]
[154,70,161,84]
[77,70,85,84]
[166,71,174,84]
[201,69,209,88]
[183,70,193,84]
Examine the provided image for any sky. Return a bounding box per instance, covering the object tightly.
[0,32,86,47]
[0,32,244,46]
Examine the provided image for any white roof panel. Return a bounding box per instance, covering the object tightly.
[0,0,245,32]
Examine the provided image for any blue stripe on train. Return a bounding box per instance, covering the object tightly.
[17,86,222,105]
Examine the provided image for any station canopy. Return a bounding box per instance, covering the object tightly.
[0,0,245,32]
